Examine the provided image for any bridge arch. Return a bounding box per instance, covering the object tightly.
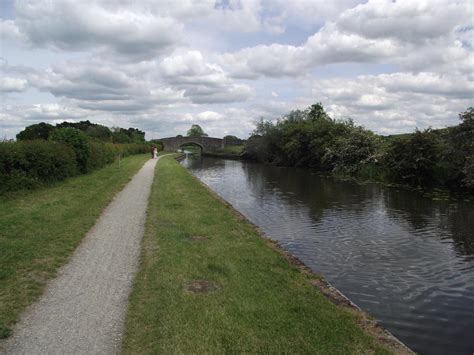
[179,141,203,153]
[159,136,224,152]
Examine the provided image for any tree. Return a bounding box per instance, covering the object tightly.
[384,129,440,187]
[307,102,331,121]
[50,128,91,173]
[187,124,208,137]
[443,107,474,190]
[111,127,145,143]
[223,135,243,146]
[16,123,56,141]
[57,120,97,132]
[86,125,112,142]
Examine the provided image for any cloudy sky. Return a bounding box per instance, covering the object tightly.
[1,0,473,140]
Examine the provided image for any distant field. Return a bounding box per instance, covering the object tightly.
[218,145,244,154]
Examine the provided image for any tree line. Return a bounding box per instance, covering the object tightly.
[244,104,474,195]
[16,120,146,144]
[1,121,149,194]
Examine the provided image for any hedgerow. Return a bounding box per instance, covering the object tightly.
[0,139,149,194]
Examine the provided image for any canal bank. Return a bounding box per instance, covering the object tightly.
[123,155,409,354]
[181,155,474,354]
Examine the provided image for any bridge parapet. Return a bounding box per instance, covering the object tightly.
[159,136,224,152]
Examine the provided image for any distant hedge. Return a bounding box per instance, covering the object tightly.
[0,140,149,194]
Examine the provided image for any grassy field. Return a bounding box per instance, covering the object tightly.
[122,156,392,354]
[218,145,244,154]
[0,154,149,339]
[202,145,244,159]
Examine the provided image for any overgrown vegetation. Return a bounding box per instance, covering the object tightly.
[1,121,151,194]
[244,104,474,194]
[0,154,149,339]
[123,156,393,353]
[223,135,244,146]
[17,120,146,144]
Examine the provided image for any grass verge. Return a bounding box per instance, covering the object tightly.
[203,145,244,159]
[122,156,393,354]
[0,154,149,339]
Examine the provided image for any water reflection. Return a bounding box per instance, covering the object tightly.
[182,156,474,355]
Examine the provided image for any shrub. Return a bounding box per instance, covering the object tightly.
[86,141,116,172]
[0,139,149,195]
[16,123,56,141]
[384,129,440,188]
[50,128,91,173]
[0,140,77,193]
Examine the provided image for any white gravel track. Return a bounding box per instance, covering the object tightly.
[3,156,165,355]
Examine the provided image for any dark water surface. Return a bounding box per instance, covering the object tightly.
[181,156,474,355]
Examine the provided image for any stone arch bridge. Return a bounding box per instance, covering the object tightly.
[159,136,223,152]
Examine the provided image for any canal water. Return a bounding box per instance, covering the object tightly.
[181,156,474,355]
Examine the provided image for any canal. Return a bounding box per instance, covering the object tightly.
[181,155,474,354]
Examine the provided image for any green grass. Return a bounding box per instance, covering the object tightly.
[0,154,149,338]
[219,145,244,154]
[122,156,391,354]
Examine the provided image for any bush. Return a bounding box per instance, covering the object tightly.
[0,141,77,193]
[50,128,91,173]
[0,139,149,195]
[86,142,116,172]
[384,129,440,188]
[16,123,56,141]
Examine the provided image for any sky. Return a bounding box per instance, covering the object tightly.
[0,0,473,140]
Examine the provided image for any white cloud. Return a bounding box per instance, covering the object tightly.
[1,0,472,139]
[0,77,28,93]
[6,1,183,59]
[337,0,470,43]
[310,71,473,134]
[195,111,224,121]
[219,0,473,78]
[160,51,254,103]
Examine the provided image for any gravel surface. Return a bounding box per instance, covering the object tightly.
[3,156,164,355]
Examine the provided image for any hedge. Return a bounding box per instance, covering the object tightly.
[0,140,150,194]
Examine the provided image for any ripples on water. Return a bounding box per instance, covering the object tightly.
[182,156,474,355]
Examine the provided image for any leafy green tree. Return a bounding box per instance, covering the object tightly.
[112,130,130,143]
[307,102,331,121]
[223,135,243,146]
[86,125,112,142]
[385,129,440,187]
[50,128,91,173]
[323,123,382,175]
[244,104,473,194]
[16,123,56,141]
[111,127,145,143]
[443,107,474,190]
[126,128,146,143]
[187,124,208,137]
[57,120,97,132]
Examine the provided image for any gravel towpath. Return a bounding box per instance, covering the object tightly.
[3,156,165,355]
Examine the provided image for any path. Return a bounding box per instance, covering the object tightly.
[3,156,166,354]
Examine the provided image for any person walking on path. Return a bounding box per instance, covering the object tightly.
[153,146,158,159]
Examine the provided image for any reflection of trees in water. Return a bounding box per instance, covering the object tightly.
[442,204,474,255]
[383,190,474,256]
[188,157,474,257]
[241,162,378,220]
